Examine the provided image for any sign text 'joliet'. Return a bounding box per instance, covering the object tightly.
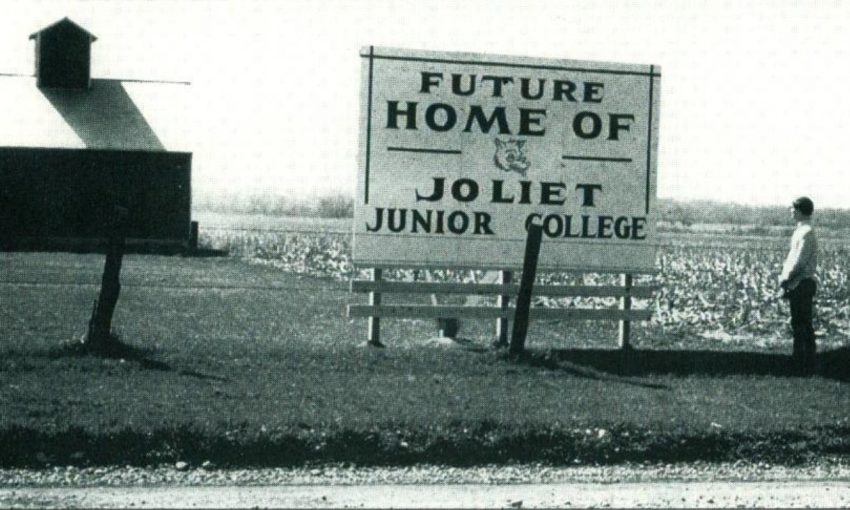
[354,47,661,272]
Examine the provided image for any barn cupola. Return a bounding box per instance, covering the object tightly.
[29,17,97,89]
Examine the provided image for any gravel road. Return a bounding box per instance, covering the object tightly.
[2,481,850,508]
[2,463,850,508]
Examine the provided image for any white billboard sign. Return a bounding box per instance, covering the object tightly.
[354,47,661,272]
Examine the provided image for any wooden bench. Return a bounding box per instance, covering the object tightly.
[348,269,656,347]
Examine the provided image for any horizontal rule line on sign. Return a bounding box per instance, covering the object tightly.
[562,155,633,162]
[363,54,661,78]
[387,147,462,154]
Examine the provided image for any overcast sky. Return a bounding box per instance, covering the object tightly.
[1,0,848,207]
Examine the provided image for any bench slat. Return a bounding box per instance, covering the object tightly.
[350,281,656,298]
[347,305,652,321]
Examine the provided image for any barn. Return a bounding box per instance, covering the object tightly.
[0,18,193,251]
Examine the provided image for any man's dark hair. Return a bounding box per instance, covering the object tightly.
[793,196,814,216]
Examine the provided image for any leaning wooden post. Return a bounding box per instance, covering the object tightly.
[618,273,633,349]
[509,223,543,355]
[495,270,513,347]
[367,268,383,347]
[85,206,128,349]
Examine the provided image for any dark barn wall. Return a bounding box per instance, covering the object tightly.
[0,147,191,247]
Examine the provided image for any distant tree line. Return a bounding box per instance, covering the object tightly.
[659,199,850,229]
[194,192,849,228]
[194,192,354,218]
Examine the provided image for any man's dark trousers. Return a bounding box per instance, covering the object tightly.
[788,278,817,373]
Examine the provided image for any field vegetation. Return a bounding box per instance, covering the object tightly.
[193,207,850,347]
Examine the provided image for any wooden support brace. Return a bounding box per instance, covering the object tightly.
[367,268,383,347]
[348,305,651,321]
[495,270,512,347]
[618,273,633,349]
[350,280,657,298]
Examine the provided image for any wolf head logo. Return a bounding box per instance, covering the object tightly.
[493,138,530,176]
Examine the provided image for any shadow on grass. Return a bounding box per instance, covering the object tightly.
[48,336,171,372]
[503,350,669,390]
[423,336,492,353]
[46,336,229,382]
[544,346,850,382]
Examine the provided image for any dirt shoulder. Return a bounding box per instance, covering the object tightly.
[2,480,850,509]
[2,462,850,487]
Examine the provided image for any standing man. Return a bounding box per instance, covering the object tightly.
[779,196,818,374]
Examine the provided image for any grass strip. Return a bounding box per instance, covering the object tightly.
[2,423,849,468]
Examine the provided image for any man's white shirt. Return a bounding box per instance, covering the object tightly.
[780,221,818,290]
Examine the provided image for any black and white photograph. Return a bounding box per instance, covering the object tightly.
[1,0,849,507]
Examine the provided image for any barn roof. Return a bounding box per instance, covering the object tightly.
[0,75,192,152]
[29,17,97,42]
